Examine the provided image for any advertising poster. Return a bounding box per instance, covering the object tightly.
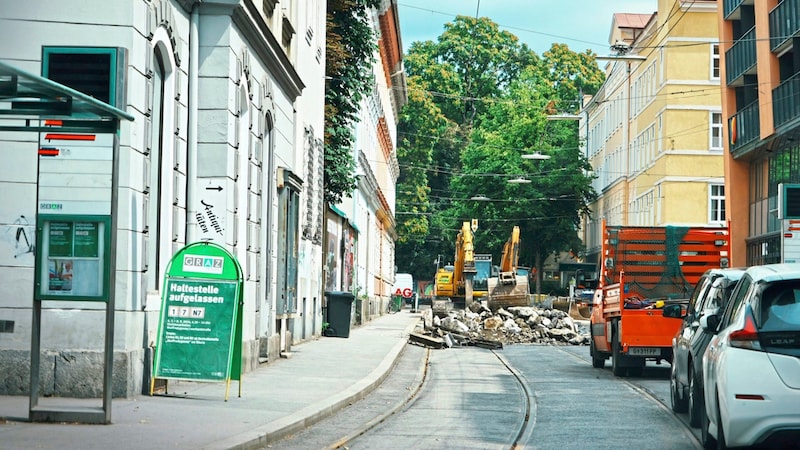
[42,219,104,298]
[48,259,73,291]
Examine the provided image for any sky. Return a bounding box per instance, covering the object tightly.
[397,0,659,56]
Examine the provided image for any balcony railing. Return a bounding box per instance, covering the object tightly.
[729,100,760,152]
[770,0,800,52]
[773,72,800,129]
[746,232,781,266]
[724,0,746,19]
[726,26,757,85]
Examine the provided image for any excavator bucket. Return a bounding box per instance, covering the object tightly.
[487,274,530,311]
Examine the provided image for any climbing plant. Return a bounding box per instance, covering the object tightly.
[324,0,380,204]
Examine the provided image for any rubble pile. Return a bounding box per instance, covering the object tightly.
[413,302,591,349]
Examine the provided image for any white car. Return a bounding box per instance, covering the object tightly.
[700,263,800,449]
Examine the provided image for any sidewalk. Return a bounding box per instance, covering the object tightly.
[0,310,423,450]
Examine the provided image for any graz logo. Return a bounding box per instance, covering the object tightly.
[183,255,223,272]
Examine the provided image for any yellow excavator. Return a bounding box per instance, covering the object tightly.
[434,221,487,308]
[487,226,530,310]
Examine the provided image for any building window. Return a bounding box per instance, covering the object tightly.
[711,44,720,79]
[711,112,723,151]
[710,184,725,224]
[147,50,167,292]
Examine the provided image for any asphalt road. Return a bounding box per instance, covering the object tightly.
[268,343,702,450]
[503,345,701,450]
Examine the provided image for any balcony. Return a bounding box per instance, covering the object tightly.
[746,231,781,266]
[726,26,757,86]
[723,0,747,19]
[729,100,760,153]
[770,0,800,53]
[773,72,800,130]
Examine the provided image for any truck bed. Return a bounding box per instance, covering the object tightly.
[618,308,684,349]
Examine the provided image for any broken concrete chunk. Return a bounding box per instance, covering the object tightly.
[411,299,590,348]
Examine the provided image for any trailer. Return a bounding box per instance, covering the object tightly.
[589,220,730,376]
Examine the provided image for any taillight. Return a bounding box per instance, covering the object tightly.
[728,309,762,351]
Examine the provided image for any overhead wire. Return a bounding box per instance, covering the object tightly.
[392,1,731,216]
[399,1,778,54]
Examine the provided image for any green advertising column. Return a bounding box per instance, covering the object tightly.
[152,242,243,401]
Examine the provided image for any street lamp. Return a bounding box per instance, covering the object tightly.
[470,195,490,201]
[596,55,647,62]
[522,152,551,160]
[547,114,581,121]
[508,177,532,184]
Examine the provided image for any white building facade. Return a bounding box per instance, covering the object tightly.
[326,1,405,319]
[0,0,326,397]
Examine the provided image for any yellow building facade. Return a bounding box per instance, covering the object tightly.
[581,0,724,260]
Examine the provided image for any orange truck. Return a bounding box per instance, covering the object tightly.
[589,220,730,376]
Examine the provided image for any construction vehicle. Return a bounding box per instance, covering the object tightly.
[589,220,730,376]
[486,226,530,310]
[433,221,491,310]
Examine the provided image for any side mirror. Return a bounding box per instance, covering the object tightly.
[662,303,685,319]
[699,313,721,332]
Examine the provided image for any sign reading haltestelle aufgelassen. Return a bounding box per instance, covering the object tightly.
[156,279,238,380]
[153,242,243,388]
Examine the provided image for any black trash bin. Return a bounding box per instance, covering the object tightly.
[324,291,354,338]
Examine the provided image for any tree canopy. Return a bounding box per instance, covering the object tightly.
[395,16,603,291]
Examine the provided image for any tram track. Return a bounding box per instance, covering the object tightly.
[324,343,701,450]
[490,349,535,450]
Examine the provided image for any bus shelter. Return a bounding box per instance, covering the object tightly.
[0,60,134,424]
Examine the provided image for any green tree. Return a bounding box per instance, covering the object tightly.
[396,16,537,280]
[396,21,603,292]
[324,0,380,205]
[448,65,597,294]
[541,43,605,110]
[405,16,538,127]
[394,74,466,281]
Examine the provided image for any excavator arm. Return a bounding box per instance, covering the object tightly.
[434,221,475,302]
[487,226,529,310]
[497,226,521,283]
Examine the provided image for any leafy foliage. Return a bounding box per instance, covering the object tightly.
[541,43,605,110]
[324,0,380,204]
[395,18,604,289]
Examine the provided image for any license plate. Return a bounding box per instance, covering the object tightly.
[628,347,660,356]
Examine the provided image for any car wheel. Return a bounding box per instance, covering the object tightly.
[670,362,688,413]
[688,364,702,428]
[590,337,605,368]
[611,331,626,377]
[628,365,643,377]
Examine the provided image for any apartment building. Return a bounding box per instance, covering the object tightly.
[580,0,724,262]
[720,0,800,266]
[0,0,328,398]
[326,2,406,320]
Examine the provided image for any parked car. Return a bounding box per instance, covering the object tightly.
[700,263,800,449]
[665,268,745,428]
